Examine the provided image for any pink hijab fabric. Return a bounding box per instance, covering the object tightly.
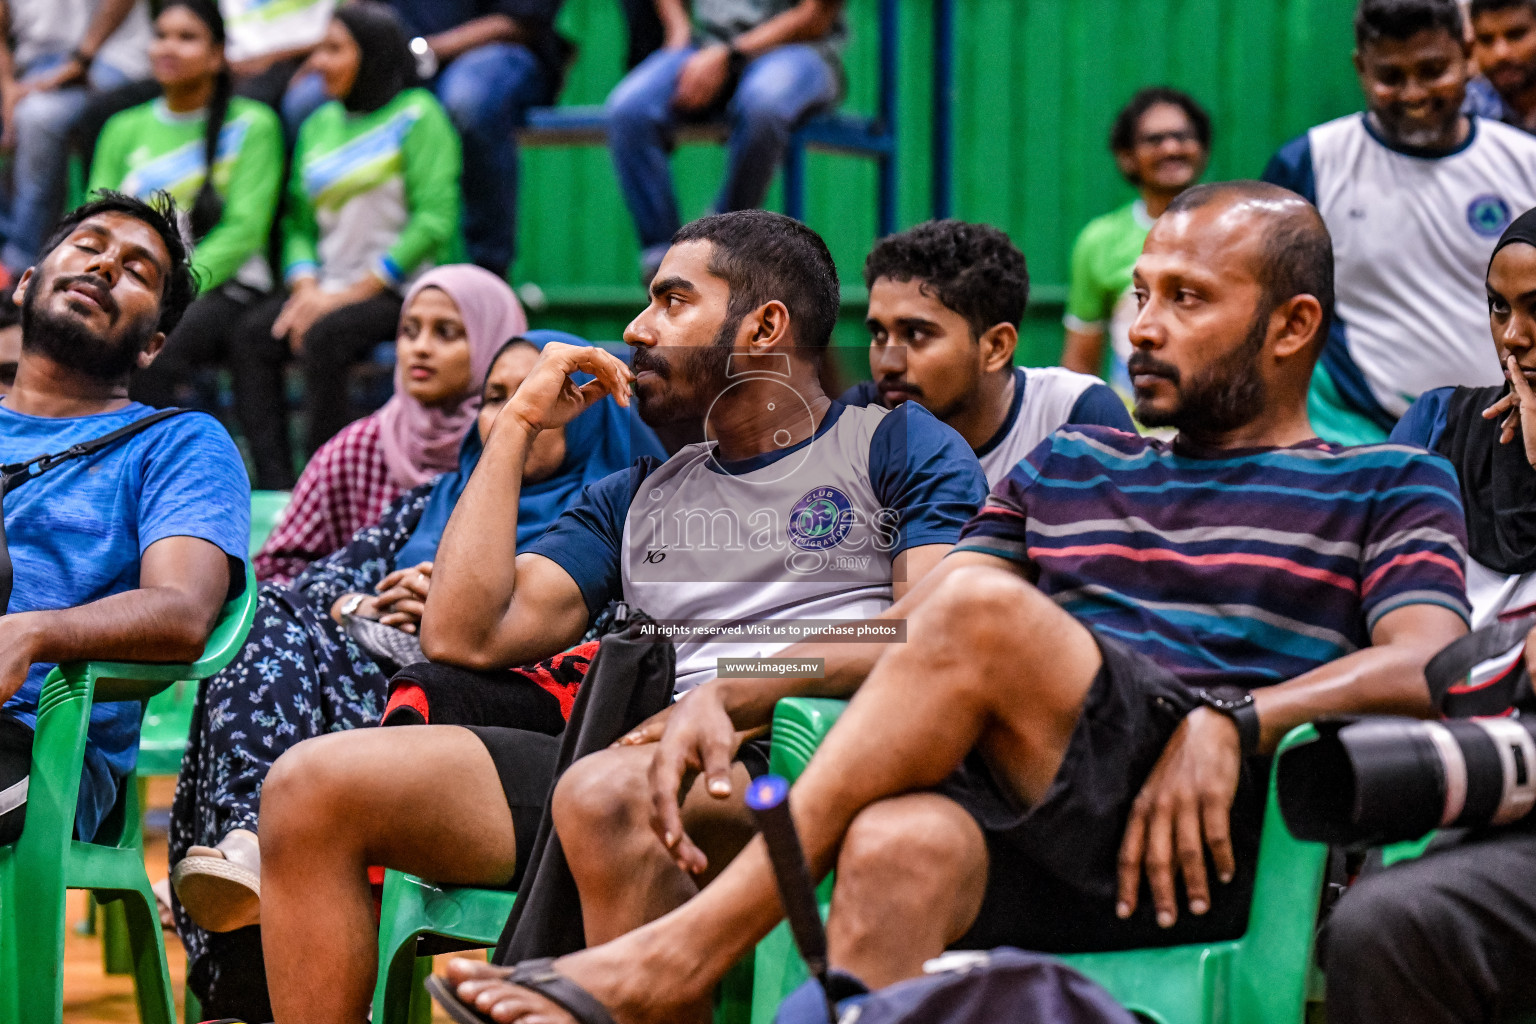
[375,265,528,490]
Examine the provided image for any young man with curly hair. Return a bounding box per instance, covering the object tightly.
[846,219,1132,486]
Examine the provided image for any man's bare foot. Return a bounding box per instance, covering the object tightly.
[441,937,716,1024]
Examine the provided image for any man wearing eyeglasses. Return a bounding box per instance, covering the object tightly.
[1263,0,1536,445]
[1060,87,1211,403]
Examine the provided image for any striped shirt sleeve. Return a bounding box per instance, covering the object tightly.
[950,437,1053,566]
[1358,449,1471,630]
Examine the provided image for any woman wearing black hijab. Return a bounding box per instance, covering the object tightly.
[223,1,464,490]
[1392,205,1536,625]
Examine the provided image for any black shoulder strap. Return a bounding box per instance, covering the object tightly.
[0,407,195,614]
[0,406,193,497]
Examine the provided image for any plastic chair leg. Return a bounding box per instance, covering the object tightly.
[111,881,177,1024]
[103,896,133,974]
[12,865,71,1024]
[373,929,428,1024]
[408,956,435,1024]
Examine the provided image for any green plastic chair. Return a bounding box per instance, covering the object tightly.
[136,490,290,785]
[249,489,292,556]
[751,698,1329,1024]
[373,870,521,1024]
[0,565,258,1024]
[96,491,292,977]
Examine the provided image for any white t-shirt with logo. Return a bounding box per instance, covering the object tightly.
[1264,113,1536,423]
[526,401,987,693]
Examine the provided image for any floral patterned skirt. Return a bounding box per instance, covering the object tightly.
[169,582,390,1008]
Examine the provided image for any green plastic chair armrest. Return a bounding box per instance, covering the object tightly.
[768,698,849,781]
[83,564,258,704]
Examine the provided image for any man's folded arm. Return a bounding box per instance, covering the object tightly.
[421,550,593,671]
[421,394,626,670]
[1250,602,1467,753]
[0,535,232,702]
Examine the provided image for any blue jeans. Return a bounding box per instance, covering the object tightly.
[282,42,549,275]
[606,44,839,258]
[2,54,137,271]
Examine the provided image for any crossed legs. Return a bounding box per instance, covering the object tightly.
[449,561,1104,1023]
[261,724,764,1024]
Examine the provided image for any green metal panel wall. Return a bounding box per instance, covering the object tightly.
[516,0,1362,373]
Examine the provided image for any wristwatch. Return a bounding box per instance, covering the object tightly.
[338,593,367,620]
[1196,684,1260,756]
[409,36,439,80]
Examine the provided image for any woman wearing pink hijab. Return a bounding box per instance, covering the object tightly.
[255,265,526,583]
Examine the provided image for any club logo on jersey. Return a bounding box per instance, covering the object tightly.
[1468,194,1512,237]
[787,486,853,551]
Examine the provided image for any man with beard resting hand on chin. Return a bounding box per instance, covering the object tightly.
[0,190,250,846]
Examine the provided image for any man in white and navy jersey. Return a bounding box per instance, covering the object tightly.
[254,210,988,1020]
[843,220,1134,487]
[1263,0,1536,444]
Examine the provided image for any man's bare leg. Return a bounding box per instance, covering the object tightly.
[261,726,523,1024]
[553,744,757,945]
[449,563,1102,1023]
[824,793,989,988]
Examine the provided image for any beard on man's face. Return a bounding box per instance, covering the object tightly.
[630,312,740,427]
[1132,308,1268,436]
[20,271,155,382]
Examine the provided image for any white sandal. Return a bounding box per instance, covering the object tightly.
[170,828,261,933]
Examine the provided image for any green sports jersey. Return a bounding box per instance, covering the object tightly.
[283,88,462,293]
[1064,199,1154,397]
[89,96,284,293]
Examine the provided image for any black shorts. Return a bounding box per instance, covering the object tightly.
[0,715,33,846]
[465,727,773,892]
[942,631,1267,954]
[465,725,562,892]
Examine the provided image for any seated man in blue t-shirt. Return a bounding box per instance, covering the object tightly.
[256,210,988,1021]
[0,191,251,845]
[842,219,1133,488]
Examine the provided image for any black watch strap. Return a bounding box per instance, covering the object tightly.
[1228,700,1260,757]
[1198,686,1261,756]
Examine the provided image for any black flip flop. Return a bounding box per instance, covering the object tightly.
[425,959,618,1024]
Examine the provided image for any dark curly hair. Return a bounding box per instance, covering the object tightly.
[1109,86,1213,158]
[863,220,1029,338]
[38,190,196,337]
[672,210,841,350]
[1355,0,1464,46]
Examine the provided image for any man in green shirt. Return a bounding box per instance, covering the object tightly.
[1061,87,1211,399]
